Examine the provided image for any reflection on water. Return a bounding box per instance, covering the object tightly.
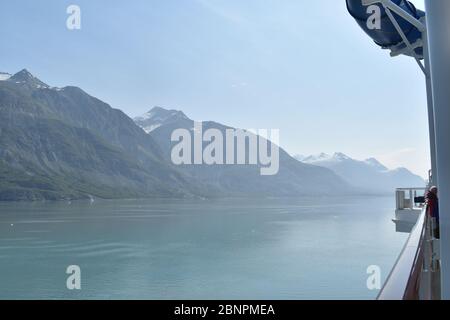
[0,196,407,299]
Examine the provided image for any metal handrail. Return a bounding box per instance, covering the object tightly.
[378,207,427,300]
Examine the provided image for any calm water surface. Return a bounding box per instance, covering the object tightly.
[0,196,407,299]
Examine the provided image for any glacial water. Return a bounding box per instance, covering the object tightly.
[0,196,407,300]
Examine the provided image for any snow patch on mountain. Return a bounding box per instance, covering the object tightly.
[364,157,388,171]
[300,152,352,163]
[134,106,189,134]
[6,69,52,89]
[142,124,162,134]
[301,153,332,163]
[0,72,11,81]
[296,152,425,193]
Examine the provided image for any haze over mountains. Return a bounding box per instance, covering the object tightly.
[0,69,352,201]
[295,153,425,194]
[134,107,351,197]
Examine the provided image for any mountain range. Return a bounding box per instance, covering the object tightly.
[0,69,213,200]
[0,69,352,200]
[134,107,352,197]
[295,153,425,194]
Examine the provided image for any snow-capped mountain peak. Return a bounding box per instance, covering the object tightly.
[301,152,352,163]
[134,106,189,134]
[7,69,49,88]
[364,157,388,171]
[302,153,332,163]
[332,152,351,161]
[296,151,425,193]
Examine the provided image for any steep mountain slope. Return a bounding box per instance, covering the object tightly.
[0,70,202,200]
[134,107,353,196]
[297,152,425,193]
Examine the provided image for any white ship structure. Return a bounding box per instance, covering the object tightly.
[347,0,450,300]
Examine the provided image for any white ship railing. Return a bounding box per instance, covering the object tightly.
[378,207,426,299]
[378,202,441,300]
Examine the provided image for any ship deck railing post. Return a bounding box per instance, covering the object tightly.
[424,0,450,300]
[421,18,438,186]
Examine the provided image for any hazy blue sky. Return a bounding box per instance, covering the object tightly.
[0,0,429,176]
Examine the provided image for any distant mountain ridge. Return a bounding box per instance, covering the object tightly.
[134,107,354,197]
[0,69,353,200]
[295,153,425,193]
